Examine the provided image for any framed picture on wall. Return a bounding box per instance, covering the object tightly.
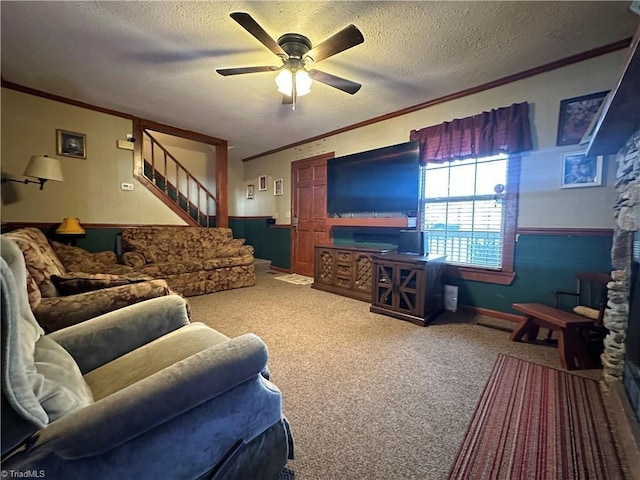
[57,129,86,159]
[246,185,255,199]
[258,175,267,191]
[560,152,603,188]
[274,178,283,196]
[556,91,608,146]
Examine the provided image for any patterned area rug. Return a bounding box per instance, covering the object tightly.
[274,274,314,285]
[449,354,625,479]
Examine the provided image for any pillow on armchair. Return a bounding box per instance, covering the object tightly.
[51,272,153,295]
[2,245,93,431]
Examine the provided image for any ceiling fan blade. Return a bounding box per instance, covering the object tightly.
[305,24,364,64]
[132,48,259,63]
[282,96,293,105]
[216,66,279,76]
[309,69,361,94]
[230,12,287,58]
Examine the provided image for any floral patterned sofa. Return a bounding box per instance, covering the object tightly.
[120,226,256,297]
[2,228,176,333]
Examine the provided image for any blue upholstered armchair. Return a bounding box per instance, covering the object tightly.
[1,237,293,479]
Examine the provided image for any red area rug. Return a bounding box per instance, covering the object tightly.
[449,354,625,479]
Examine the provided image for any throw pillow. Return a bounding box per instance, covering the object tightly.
[33,335,94,422]
[2,249,92,428]
[51,241,117,272]
[51,272,151,295]
[573,305,601,320]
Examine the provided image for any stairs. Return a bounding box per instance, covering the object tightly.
[254,258,272,273]
[136,130,219,227]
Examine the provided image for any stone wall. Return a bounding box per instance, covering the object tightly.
[604,126,640,381]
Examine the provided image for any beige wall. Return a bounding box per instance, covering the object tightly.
[1,88,185,225]
[240,50,626,228]
[1,49,625,228]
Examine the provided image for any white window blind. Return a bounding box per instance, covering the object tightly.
[421,155,508,269]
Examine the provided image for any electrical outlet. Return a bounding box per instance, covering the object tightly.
[121,183,134,191]
[285,211,291,218]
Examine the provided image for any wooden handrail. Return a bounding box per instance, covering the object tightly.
[143,130,219,226]
[144,131,219,205]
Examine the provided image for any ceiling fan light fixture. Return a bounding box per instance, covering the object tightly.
[276,68,312,97]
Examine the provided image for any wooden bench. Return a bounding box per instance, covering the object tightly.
[510,303,597,370]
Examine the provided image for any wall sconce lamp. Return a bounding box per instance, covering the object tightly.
[2,155,64,190]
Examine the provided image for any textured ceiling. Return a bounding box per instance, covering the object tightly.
[1,1,638,162]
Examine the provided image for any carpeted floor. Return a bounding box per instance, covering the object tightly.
[449,354,624,479]
[187,273,624,480]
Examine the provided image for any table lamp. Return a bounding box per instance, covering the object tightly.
[55,217,86,245]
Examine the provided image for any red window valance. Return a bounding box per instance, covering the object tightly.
[409,102,533,163]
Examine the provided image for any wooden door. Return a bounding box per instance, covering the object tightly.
[291,153,333,276]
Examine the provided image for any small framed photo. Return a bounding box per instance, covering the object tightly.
[561,152,603,189]
[246,185,255,199]
[57,129,86,159]
[274,178,283,196]
[556,91,608,146]
[258,175,267,191]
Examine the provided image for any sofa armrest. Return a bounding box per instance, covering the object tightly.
[34,280,171,333]
[48,295,190,373]
[36,334,271,458]
[122,251,147,268]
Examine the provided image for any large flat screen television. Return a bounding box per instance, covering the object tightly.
[327,141,420,216]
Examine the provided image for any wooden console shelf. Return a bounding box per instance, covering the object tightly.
[313,246,447,327]
[325,217,415,228]
[312,245,388,301]
[370,252,446,326]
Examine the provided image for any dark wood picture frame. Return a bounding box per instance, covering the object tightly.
[556,91,608,146]
[56,129,86,159]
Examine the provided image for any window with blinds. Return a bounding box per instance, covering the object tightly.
[421,154,508,269]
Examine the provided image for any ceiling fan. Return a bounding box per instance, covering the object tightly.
[216,12,364,110]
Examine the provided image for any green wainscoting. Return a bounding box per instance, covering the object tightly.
[24,226,121,253]
[72,228,122,253]
[69,220,293,270]
[31,222,611,316]
[444,234,612,314]
[235,223,611,314]
[229,217,291,270]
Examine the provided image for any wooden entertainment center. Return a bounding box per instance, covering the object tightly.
[312,245,384,302]
[312,245,446,326]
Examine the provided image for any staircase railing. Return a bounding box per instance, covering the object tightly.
[140,130,219,227]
